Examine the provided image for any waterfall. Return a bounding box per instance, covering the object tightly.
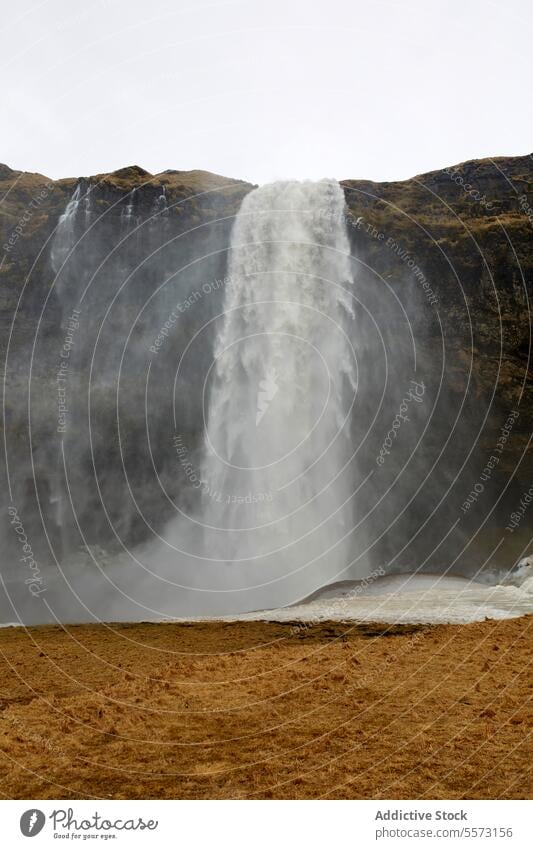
[49,184,88,558]
[83,184,93,225]
[121,187,137,229]
[153,184,169,217]
[50,183,81,275]
[158,179,361,611]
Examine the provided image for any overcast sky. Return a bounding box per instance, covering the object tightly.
[3,0,532,184]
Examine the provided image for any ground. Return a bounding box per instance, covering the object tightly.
[0,616,531,799]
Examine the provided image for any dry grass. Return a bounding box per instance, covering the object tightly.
[0,616,531,799]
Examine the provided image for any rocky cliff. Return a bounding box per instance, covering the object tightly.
[347,157,531,506]
[0,156,531,585]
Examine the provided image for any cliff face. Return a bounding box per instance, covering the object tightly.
[342,156,531,357]
[0,157,531,585]
[341,156,532,484]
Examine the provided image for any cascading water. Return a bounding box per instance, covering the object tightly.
[50,183,81,277]
[121,187,137,229]
[153,184,168,216]
[201,179,357,545]
[84,185,93,221]
[155,179,363,612]
[49,183,85,557]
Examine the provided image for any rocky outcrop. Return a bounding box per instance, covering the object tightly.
[341,156,532,485]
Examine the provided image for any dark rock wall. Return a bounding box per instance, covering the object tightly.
[341,155,532,570]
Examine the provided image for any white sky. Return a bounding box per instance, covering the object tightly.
[3,0,532,184]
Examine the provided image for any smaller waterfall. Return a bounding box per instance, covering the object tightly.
[83,184,93,225]
[50,183,81,274]
[48,185,88,558]
[121,188,138,229]
[153,185,169,217]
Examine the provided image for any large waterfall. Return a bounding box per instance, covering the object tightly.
[191,180,359,585]
[126,179,365,617]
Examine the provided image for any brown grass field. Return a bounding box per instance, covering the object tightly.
[0,616,531,799]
